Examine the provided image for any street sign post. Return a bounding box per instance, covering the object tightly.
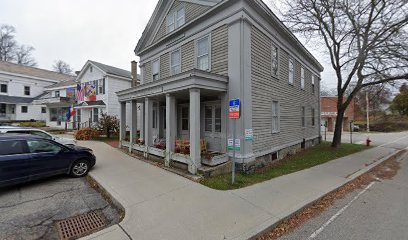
[229,99,241,184]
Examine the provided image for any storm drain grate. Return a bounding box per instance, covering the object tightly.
[56,211,106,240]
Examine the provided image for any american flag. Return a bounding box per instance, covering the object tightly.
[76,84,85,101]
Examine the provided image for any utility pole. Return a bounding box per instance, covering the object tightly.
[366,92,370,133]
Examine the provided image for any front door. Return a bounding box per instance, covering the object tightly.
[178,105,190,140]
[204,104,222,152]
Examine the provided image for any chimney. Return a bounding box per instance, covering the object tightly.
[131,60,138,87]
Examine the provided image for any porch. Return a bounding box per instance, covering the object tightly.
[117,69,229,174]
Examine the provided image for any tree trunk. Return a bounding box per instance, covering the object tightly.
[332,108,345,148]
[107,127,111,139]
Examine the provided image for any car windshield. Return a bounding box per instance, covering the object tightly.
[31,131,52,139]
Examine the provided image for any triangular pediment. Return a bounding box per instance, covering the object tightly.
[135,0,221,55]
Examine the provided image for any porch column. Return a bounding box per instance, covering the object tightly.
[140,102,145,140]
[144,98,153,158]
[129,100,138,153]
[119,101,126,148]
[189,88,201,174]
[165,94,176,167]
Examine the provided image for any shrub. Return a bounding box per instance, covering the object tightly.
[19,121,46,128]
[75,128,100,140]
[98,113,119,138]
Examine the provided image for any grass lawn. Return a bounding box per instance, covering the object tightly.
[201,142,369,190]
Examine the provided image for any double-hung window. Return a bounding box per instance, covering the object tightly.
[311,75,315,95]
[197,36,210,71]
[289,59,294,85]
[271,44,279,76]
[93,108,99,123]
[311,108,315,126]
[301,67,305,89]
[24,86,30,96]
[167,6,185,33]
[152,59,160,81]
[0,84,7,93]
[171,49,181,75]
[204,105,221,133]
[272,101,280,133]
[98,79,104,95]
[301,106,306,128]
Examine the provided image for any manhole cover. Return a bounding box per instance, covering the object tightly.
[56,211,106,240]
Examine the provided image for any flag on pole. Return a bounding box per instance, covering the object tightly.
[76,84,84,101]
[86,83,97,102]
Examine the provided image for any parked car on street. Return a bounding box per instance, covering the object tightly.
[0,134,96,188]
[0,126,76,146]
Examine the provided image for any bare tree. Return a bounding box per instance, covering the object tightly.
[15,45,37,67]
[280,0,408,147]
[52,60,74,75]
[0,25,17,62]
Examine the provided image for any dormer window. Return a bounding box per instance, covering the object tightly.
[167,6,185,33]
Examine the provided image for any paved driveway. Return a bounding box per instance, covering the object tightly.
[0,176,120,240]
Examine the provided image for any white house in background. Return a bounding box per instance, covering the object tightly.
[74,60,137,129]
[0,61,75,122]
[33,79,77,128]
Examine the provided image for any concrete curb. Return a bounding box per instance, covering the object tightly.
[80,173,130,240]
[243,148,406,240]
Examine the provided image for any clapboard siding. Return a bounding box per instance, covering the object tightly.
[211,25,228,76]
[143,61,152,83]
[160,52,170,79]
[182,41,195,72]
[251,26,319,153]
[153,0,210,43]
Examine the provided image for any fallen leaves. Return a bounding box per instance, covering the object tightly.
[257,152,404,240]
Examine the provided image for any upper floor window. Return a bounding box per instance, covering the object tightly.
[301,67,305,90]
[0,84,7,93]
[271,44,279,76]
[99,78,105,95]
[41,107,46,114]
[55,91,60,97]
[301,106,305,128]
[171,49,181,75]
[90,66,93,73]
[312,75,315,95]
[197,36,210,71]
[152,59,160,81]
[289,59,294,85]
[167,6,185,33]
[24,86,30,96]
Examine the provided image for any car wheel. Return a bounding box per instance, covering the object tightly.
[70,159,90,178]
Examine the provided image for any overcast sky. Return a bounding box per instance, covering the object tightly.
[0,0,336,88]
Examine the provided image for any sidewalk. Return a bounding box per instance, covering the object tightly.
[80,141,402,240]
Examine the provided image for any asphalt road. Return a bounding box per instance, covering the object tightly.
[323,131,408,149]
[281,134,408,240]
[0,176,120,240]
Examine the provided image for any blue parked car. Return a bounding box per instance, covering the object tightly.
[0,134,96,188]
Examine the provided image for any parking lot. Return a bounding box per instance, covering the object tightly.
[0,176,121,240]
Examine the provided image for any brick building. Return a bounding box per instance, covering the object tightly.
[320,96,355,132]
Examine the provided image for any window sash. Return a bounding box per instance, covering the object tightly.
[171,50,181,75]
[289,60,294,84]
[167,14,175,32]
[271,45,278,76]
[301,67,305,89]
[181,106,189,131]
[0,84,7,93]
[24,86,30,95]
[197,36,209,71]
[93,108,99,123]
[152,60,160,81]
[311,108,315,126]
[311,75,315,94]
[176,7,185,27]
[272,101,280,132]
[301,106,305,127]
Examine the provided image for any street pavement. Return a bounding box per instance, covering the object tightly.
[0,177,120,240]
[79,132,407,240]
[322,131,408,150]
[280,153,408,240]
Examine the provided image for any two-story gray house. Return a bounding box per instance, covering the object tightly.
[117,0,324,174]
